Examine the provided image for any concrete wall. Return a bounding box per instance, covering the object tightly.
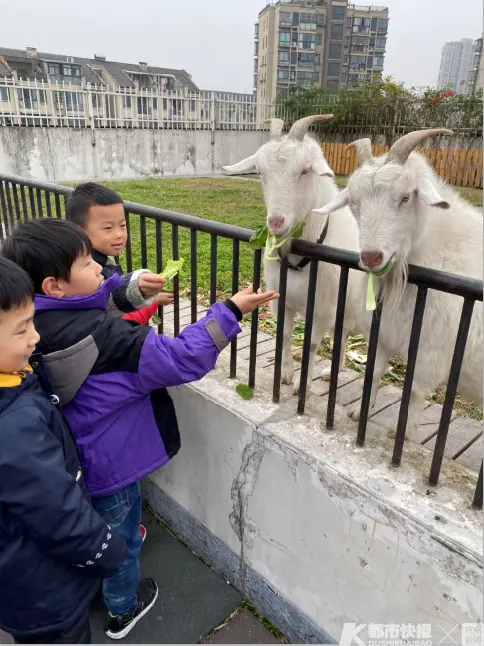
[0,128,266,182]
[1,128,480,183]
[143,356,483,645]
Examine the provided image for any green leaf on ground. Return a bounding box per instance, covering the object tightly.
[236,384,254,400]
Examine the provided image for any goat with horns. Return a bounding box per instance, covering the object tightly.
[313,129,483,441]
[224,115,370,393]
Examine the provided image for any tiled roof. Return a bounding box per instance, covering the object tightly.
[0,47,199,91]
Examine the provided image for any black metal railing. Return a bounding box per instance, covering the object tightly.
[0,172,482,508]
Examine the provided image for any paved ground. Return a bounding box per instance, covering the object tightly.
[164,299,482,475]
[1,512,281,644]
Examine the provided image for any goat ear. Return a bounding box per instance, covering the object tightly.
[416,175,451,209]
[312,188,349,215]
[223,153,258,175]
[312,158,334,178]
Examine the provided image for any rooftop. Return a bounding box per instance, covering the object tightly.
[0,47,199,91]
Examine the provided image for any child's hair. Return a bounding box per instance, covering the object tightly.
[0,257,34,314]
[2,219,92,294]
[66,183,124,228]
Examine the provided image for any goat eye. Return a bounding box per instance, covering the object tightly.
[400,195,410,204]
[300,169,309,176]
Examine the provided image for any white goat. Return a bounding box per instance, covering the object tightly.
[223,115,368,393]
[314,128,483,440]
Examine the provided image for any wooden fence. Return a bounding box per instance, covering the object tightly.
[321,143,483,189]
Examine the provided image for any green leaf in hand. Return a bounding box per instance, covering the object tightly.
[236,384,254,400]
[161,258,184,282]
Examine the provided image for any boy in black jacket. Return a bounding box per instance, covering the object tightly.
[0,257,127,644]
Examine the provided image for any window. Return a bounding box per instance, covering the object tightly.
[328,43,342,59]
[332,5,345,21]
[298,52,315,67]
[377,19,389,33]
[0,87,8,101]
[48,63,60,75]
[63,65,72,76]
[315,54,321,64]
[279,31,291,45]
[278,69,289,81]
[152,98,158,109]
[327,79,339,92]
[279,51,290,64]
[300,21,317,30]
[291,51,297,64]
[349,74,359,84]
[327,62,340,77]
[346,16,352,26]
[331,24,343,40]
[123,95,132,108]
[316,33,323,45]
[91,94,99,108]
[65,92,83,112]
[17,89,45,110]
[371,18,378,31]
[296,70,319,84]
[376,38,386,50]
[373,56,384,68]
[190,100,196,112]
[299,33,316,50]
[280,11,292,25]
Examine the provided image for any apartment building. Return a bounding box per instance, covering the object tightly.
[437,38,474,95]
[468,35,483,94]
[254,0,390,103]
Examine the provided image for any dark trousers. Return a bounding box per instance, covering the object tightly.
[13,607,91,644]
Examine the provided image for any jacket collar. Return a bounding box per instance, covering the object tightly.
[0,365,33,388]
[34,274,121,313]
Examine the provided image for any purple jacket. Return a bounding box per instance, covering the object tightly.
[34,275,242,497]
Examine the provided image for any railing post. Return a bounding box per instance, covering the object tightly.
[210,91,216,144]
[85,82,96,147]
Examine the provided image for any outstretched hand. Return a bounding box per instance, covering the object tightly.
[139,273,166,298]
[230,284,279,315]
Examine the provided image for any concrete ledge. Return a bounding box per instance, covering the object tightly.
[143,349,482,644]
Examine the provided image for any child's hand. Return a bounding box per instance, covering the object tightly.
[139,273,165,298]
[230,284,279,315]
[156,291,175,307]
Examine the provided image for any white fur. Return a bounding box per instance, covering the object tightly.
[224,134,369,393]
[318,150,483,440]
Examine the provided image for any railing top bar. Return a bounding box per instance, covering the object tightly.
[0,173,253,243]
[0,174,73,196]
[124,201,253,242]
[291,239,484,302]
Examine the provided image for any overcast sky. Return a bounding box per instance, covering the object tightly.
[3,0,483,93]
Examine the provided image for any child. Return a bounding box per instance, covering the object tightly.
[65,182,173,324]
[3,218,278,640]
[0,257,126,644]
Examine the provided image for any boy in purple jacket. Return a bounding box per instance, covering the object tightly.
[2,218,277,641]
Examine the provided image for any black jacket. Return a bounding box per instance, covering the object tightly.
[0,360,127,639]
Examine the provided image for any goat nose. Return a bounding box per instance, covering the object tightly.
[268,216,285,230]
[360,250,383,270]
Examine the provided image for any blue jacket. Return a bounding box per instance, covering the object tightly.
[0,361,127,639]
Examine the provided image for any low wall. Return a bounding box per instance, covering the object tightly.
[143,355,483,645]
[0,128,266,182]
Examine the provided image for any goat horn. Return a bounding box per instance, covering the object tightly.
[263,118,284,141]
[288,114,334,141]
[386,129,453,165]
[347,138,373,166]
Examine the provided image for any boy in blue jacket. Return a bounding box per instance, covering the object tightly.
[3,218,278,640]
[0,257,127,644]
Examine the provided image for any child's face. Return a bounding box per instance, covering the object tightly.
[84,203,128,257]
[43,254,104,298]
[0,301,39,373]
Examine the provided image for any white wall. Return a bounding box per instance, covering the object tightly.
[0,128,266,182]
[143,358,483,645]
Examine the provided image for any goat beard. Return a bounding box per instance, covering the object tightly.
[380,257,409,312]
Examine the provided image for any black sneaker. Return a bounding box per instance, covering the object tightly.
[105,578,158,640]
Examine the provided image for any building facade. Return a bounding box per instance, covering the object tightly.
[437,38,474,95]
[468,35,483,94]
[254,0,389,104]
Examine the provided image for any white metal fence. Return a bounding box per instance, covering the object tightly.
[0,78,270,131]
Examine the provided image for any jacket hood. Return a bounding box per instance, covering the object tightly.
[34,274,121,313]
